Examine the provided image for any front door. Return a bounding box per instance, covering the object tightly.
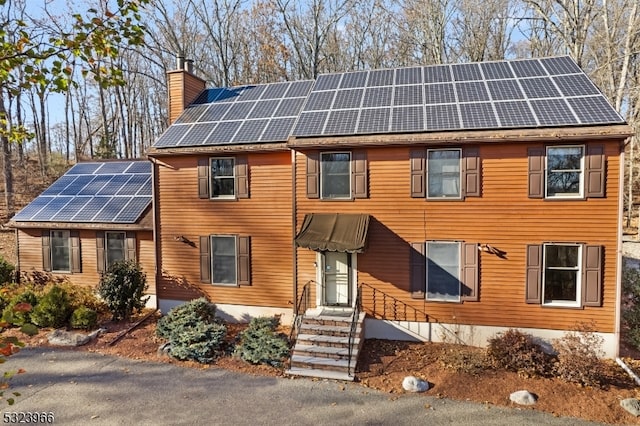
[323,252,351,306]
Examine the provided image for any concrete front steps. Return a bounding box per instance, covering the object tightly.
[286,310,366,381]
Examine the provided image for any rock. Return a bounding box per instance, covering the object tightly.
[621,398,640,416]
[402,376,429,393]
[47,329,101,347]
[509,390,537,406]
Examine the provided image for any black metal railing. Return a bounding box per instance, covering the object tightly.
[289,280,312,343]
[359,282,429,323]
[347,285,362,376]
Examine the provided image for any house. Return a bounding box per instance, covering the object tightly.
[9,161,156,304]
[150,56,632,372]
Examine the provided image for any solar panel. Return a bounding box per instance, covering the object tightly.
[340,71,368,89]
[197,104,232,122]
[425,83,456,105]
[116,174,149,196]
[135,177,152,196]
[541,56,582,75]
[274,98,305,117]
[530,99,579,126]
[41,175,77,196]
[97,175,131,195]
[423,65,451,83]
[511,59,546,78]
[51,197,91,221]
[394,85,423,106]
[125,162,150,174]
[392,106,424,132]
[179,123,217,146]
[323,110,359,135]
[31,196,73,221]
[192,88,224,104]
[154,125,188,147]
[233,119,269,142]
[93,197,131,222]
[494,101,538,127]
[78,175,112,196]
[293,111,329,136]
[67,163,102,175]
[481,61,515,80]
[261,117,296,141]
[519,77,560,99]
[286,80,314,97]
[362,87,392,107]
[567,96,625,124]
[314,73,342,91]
[234,85,265,102]
[357,108,390,134]
[249,100,278,119]
[451,63,482,81]
[72,197,107,221]
[115,197,151,223]
[455,81,490,103]
[425,104,460,130]
[333,89,364,109]
[367,69,394,87]
[12,196,54,220]
[487,80,525,101]
[174,104,209,124]
[222,102,256,121]
[215,87,242,103]
[261,82,290,99]
[205,121,242,144]
[395,67,422,85]
[553,74,600,97]
[59,175,93,195]
[459,103,499,128]
[96,162,131,174]
[305,91,336,111]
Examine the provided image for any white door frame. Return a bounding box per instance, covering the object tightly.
[315,251,358,308]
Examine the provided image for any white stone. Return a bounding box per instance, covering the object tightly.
[402,376,429,393]
[47,328,102,347]
[509,390,537,405]
[621,398,640,416]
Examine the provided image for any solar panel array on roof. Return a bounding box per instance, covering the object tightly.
[292,56,625,137]
[154,80,314,148]
[12,161,152,224]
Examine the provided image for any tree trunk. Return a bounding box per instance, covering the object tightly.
[0,90,15,219]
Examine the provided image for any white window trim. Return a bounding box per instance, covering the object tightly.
[210,157,236,200]
[50,230,71,273]
[320,151,352,200]
[545,145,585,199]
[426,148,462,200]
[542,243,582,307]
[425,240,461,302]
[105,231,126,268]
[210,234,238,286]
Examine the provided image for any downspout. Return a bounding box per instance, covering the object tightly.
[615,138,629,358]
[291,149,298,314]
[149,155,160,311]
[14,227,20,283]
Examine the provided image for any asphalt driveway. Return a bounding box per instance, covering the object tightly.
[1,348,604,425]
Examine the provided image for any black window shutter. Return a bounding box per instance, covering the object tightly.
[125,232,137,262]
[586,145,605,198]
[42,230,51,272]
[463,147,480,197]
[410,149,426,198]
[461,243,479,301]
[197,158,209,199]
[235,156,249,199]
[525,244,542,303]
[410,242,426,298]
[70,230,81,273]
[582,245,602,307]
[306,151,320,199]
[200,236,211,283]
[96,231,105,273]
[237,236,251,286]
[352,150,368,198]
[528,147,544,199]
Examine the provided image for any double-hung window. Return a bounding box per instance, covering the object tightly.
[43,229,80,273]
[545,146,584,198]
[426,241,461,302]
[200,234,251,286]
[197,157,249,200]
[321,152,351,199]
[211,235,237,285]
[50,230,71,273]
[427,149,461,199]
[105,232,126,268]
[210,158,235,198]
[543,244,581,307]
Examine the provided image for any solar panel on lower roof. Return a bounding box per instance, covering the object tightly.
[31,196,73,221]
[394,85,423,106]
[114,197,151,223]
[323,110,359,135]
[41,175,77,196]
[293,111,329,136]
[59,175,93,195]
[116,174,148,196]
[125,162,150,174]
[71,197,106,221]
[424,83,456,105]
[395,67,422,85]
[392,106,424,132]
[553,74,600,97]
[362,87,392,107]
[51,197,91,221]
[452,63,482,81]
[541,56,582,75]
[520,77,560,99]
[487,80,525,101]
[333,89,364,109]
[340,71,368,89]
[314,74,342,91]
[233,119,269,142]
[96,162,131,174]
[67,163,102,175]
[12,196,54,220]
[135,177,152,196]
[425,104,460,131]
[261,117,296,141]
[494,101,538,127]
[367,69,394,87]
[530,98,579,126]
[480,61,515,80]
[423,65,451,83]
[93,197,131,222]
[97,175,131,195]
[455,81,490,103]
[78,175,112,195]
[205,121,242,144]
[510,59,546,78]
[567,96,625,124]
[459,103,499,128]
[357,108,390,133]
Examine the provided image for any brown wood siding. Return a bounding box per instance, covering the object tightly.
[155,152,293,309]
[17,229,156,295]
[295,141,621,333]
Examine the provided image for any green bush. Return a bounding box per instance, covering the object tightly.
[234,316,289,367]
[70,307,98,330]
[98,261,149,320]
[1,290,38,326]
[156,298,226,363]
[553,323,606,388]
[0,256,15,284]
[30,285,71,328]
[486,329,554,377]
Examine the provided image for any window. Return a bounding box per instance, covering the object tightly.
[210,158,235,198]
[427,149,461,198]
[528,144,605,199]
[197,157,248,200]
[305,150,368,199]
[546,146,584,198]
[410,241,479,301]
[105,232,126,267]
[321,152,351,199]
[51,230,71,272]
[42,230,80,273]
[200,235,251,286]
[525,244,602,307]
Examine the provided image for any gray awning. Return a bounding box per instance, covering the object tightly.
[295,213,370,253]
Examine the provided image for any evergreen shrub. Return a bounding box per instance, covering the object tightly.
[30,285,71,328]
[234,316,289,367]
[98,261,149,320]
[70,307,98,330]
